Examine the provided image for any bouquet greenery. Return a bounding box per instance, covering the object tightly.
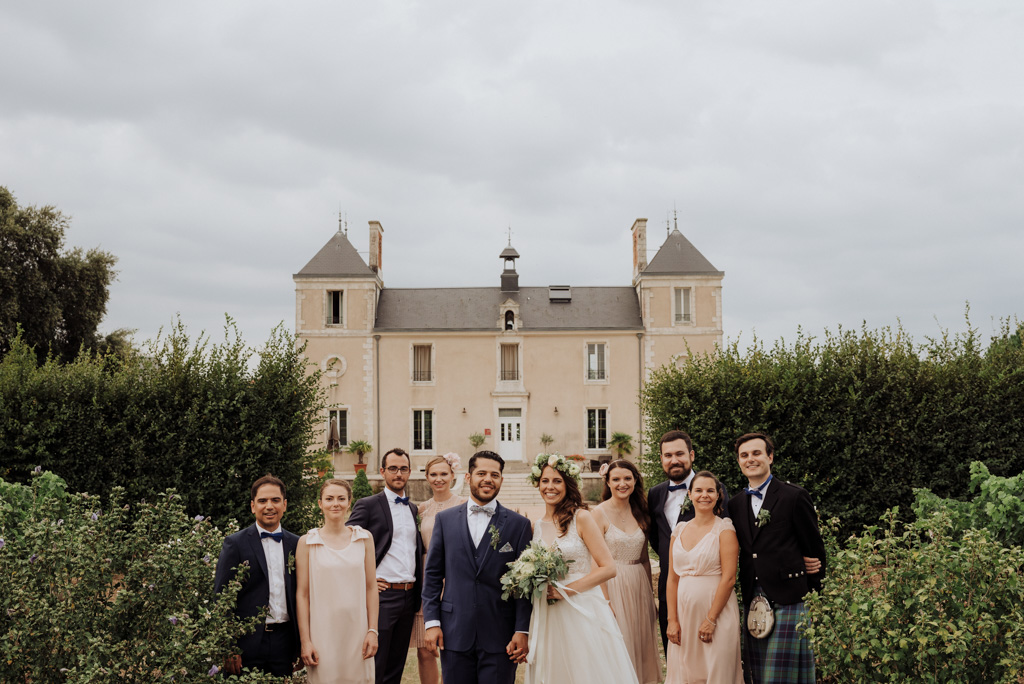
[500,540,574,605]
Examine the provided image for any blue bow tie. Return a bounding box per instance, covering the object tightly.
[667,482,688,493]
[745,475,773,500]
[394,496,410,505]
[260,531,283,542]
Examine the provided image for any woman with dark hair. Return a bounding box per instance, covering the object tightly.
[524,454,639,684]
[664,471,742,684]
[592,460,660,684]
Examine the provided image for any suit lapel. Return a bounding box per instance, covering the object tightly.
[752,481,778,543]
[377,492,394,549]
[246,524,269,581]
[474,504,504,575]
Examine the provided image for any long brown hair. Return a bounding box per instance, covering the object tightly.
[600,459,651,532]
[540,464,587,535]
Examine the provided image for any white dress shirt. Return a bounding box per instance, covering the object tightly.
[663,470,696,529]
[468,498,498,546]
[749,477,772,517]
[256,523,290,624]
[376,488,418,583]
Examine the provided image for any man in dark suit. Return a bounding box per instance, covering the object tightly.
[347,447,424,684]
[726,432,825,684]
[422,450,533,684]
[647,429,729,652]
[214,474,300,677]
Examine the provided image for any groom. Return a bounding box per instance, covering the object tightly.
[422,450,533,684]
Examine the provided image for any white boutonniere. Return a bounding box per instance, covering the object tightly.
[756,508,771,528]
[680,495,693,515]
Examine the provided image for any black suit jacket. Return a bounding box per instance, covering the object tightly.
[213,523,300,663]
[347,491,425,604]
[727,478,826,607]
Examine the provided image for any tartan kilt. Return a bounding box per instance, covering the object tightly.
[742,594,815,684]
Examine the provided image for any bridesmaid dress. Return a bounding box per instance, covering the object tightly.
[603,523,661,684]
[664,516,743,684]
[305,526,374,684]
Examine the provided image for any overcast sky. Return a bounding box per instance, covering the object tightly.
[2,1,1021,355]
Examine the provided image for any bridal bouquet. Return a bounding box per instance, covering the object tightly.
[500,541,574,605]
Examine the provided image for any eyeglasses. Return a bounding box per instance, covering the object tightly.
[385,466,411,475]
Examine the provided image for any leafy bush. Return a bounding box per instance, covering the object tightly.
[351,469,373,502]
[803,509,1024,683]
[640,318,1024,535]
[0,471,296,683]
[913,461,1024,548]
[0,318,328,527]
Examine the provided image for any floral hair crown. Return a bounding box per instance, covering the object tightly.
[527,453,582,486]
[442,452,461,471]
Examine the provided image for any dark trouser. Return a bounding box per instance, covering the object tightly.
[441,645,518,684]
[243,622,297,677]
[376,587,417,684]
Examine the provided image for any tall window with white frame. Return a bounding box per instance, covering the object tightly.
[587,408,608,450]
[413,344,432,382]
[586,343,606,380]
[674,287,691,324]
[326,290,343,326]
[500,343,519,381]
[327,409,347,449]
[413,409,433,451]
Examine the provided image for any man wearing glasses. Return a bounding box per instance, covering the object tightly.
[348,447,424,684]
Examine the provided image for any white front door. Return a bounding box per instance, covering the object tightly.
[498,409,522,461]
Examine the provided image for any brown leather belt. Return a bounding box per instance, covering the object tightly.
[379,580,415,591]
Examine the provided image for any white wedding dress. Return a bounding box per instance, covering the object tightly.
[525,513,640,684]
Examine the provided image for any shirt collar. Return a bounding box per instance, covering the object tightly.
[468,499,498,514]
[669,470,695,491]
[385,487,406,500]
[256,522,282,535]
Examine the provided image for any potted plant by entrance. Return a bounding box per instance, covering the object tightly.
[608,432,634,460]
[347,440,373,473]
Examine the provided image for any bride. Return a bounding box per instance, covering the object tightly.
[524,454,640,684]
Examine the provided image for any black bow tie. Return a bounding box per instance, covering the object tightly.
[394,496,410,505]
[470,504,495,517]
[667,482,688,493]
[745,476,772,500]
[260,531,283,542]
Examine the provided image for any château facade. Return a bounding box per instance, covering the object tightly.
[293,218,723,471]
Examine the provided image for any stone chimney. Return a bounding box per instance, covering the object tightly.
[631,218,647,280]
[368,221,383,273]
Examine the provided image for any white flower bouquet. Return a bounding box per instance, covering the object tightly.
[500,540,574,605]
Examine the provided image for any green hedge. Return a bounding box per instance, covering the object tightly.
[803,509,1024,683]
[0,318,329,528]
[0,472,296,683]
[640,319,1024,535]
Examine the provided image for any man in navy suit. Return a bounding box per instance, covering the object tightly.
[214,474,300,677]
[726,432,826,684]
[422,450,533,684]
[647,429,730,652]
[346,447,424,684]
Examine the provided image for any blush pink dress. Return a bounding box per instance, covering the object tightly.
[664,516,743,684]
[305,526,374,684]
[603,524,661,684]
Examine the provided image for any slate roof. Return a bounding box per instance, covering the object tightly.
[374,287,643,331]
[644,229,723,276]
[294,231,374,278]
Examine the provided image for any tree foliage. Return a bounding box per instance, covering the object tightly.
[0,471,296,683]
[0,317,329,528]
[640,316,1024,535]
[0,187,120,363]
[913,461,1024,548]
[803,509,1024,683]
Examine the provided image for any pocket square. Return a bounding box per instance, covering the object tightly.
[498,542,514,553]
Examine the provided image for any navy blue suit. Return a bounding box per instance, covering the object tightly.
[422,502,533,684]
[213,523,299,676]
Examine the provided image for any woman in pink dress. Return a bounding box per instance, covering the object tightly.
[591,459,661,684]
[296,479,379,684]
[665,470,743,684]
[409,453,466,684]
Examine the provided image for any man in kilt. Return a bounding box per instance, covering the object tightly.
[727,432,826,684]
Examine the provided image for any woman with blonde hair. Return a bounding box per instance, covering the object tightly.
[409,453,465,684]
